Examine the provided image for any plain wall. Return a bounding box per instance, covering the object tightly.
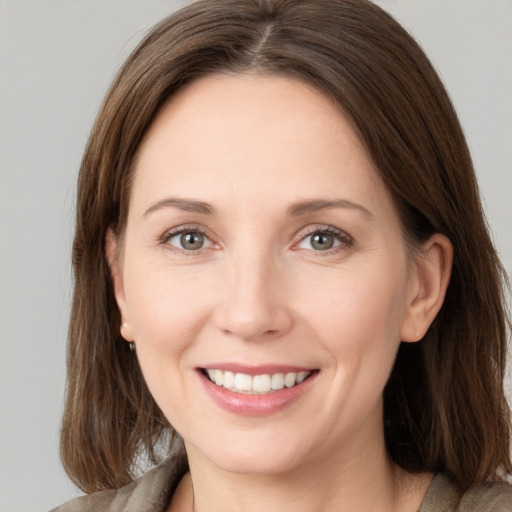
[0,1,510,511]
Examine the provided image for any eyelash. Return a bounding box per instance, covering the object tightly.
[160,224,354,255]
[294,225,354,255]
[160,225,215,255]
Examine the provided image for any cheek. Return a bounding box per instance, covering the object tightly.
[293,258,409,375]
[293,261,409,433]
[123,260,216,358]
[302,264,406,331]
[122,263,219,428]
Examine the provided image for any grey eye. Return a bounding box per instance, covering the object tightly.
[167,230,212,251]
[296,228,350,252]
[179,232,204,250]
[310,233,335,250]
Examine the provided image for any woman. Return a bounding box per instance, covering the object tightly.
[53,1,512,511]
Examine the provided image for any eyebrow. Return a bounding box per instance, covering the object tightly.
[143,198,216,217]
[143,196,373,219]
[287,199,373,218]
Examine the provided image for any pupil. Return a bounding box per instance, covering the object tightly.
[312,233,334,250]
[181,232,203,250]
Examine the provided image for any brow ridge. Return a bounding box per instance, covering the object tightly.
[143,197,215,217]
[287,198,373,217]
[143,197,372,218]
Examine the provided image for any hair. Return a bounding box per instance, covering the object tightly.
[61,0,511,494]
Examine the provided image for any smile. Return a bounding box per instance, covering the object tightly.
[204,369,312,394]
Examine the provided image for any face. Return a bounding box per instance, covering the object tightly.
[111,74,422,476]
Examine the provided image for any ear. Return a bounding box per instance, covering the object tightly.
[105,229,134,342]
[400,233,453,342]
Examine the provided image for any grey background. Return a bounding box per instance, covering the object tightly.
[0,1,510,511]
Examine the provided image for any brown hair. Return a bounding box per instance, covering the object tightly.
[61,0,511,493]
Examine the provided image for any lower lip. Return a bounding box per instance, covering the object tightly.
[198,371,317,416]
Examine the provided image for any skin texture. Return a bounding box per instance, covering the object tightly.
[108,74,452,512]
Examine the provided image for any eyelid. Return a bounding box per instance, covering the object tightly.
[158,223,353,255]
[160,224,219,253]
[292,224,354,253]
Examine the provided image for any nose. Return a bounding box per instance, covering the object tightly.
[213,250,293,342]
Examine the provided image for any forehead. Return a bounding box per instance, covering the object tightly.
[131,73,390,216]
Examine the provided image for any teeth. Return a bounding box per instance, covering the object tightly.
[253,374,271,393]
[284,373,296,388]
[234,373,252,391]
[214,369,223,386]
[223,371,235,389]
[204,369,311,394]
[271,373,285,390]
[296,371,308,383]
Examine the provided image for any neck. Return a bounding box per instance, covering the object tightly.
[179,427,431,512]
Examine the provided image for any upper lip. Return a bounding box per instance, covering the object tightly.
[197,363,316,375]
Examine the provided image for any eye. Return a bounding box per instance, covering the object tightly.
[164,229,213,251]
[296,227,352,252]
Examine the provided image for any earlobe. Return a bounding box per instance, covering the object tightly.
[400,233,453,343]
[106,229,134,342]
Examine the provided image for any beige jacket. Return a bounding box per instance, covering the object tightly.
[51,459,512,512]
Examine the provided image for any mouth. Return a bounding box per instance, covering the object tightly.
[198,365,319,415]
[201,368,316,395]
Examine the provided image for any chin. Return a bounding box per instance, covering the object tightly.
[186,433,312,477]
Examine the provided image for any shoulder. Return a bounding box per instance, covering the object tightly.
[49,458,183,512]
[420,474,512,512]
[460,480,512,512]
